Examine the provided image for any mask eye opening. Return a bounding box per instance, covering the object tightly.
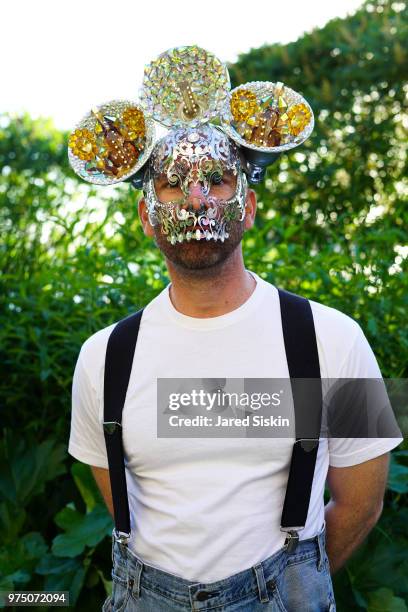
[211,172,223,185]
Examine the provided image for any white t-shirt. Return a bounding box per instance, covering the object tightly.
[68,271,402,582]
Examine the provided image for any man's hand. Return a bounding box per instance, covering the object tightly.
[91,466,114,518]
[325,452,390,575]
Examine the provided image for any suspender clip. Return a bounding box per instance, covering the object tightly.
[103,421,122,435]
[113,528,131,545]
[282,529,300,553]
[296,438,320,452]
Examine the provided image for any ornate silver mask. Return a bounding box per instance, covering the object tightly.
[143,124,248,245]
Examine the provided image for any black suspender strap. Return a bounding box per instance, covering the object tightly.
[277,288,322,552]
[103,308,144,544]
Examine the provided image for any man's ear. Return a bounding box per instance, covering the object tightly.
[138,197,155,237]
[244,188,257,230]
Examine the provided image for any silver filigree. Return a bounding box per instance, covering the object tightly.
[143,123,248,244]
[149,124,240,196]
[144,171,247,245]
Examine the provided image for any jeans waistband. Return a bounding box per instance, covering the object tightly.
[111,522,327,609]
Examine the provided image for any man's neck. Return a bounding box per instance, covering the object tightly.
[166,249,256,318]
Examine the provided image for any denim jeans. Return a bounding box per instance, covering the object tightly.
[102,522,336,611]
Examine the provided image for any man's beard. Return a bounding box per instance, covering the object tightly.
[152,217,245,272]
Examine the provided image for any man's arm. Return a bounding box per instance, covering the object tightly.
[324,451,390,575]
[91,466,114,519]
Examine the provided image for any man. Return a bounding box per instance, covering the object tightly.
[68,123,403,611]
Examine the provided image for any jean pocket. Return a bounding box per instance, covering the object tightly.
[111,571,133,612]
[266,554,335,612]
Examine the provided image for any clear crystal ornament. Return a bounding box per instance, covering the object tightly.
[139,45,231,128]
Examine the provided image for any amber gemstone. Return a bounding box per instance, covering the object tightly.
[230,89,259,122]
[287,103,312,136]
[68,128,98,161]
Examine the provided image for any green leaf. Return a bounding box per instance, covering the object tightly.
[71,462,100,512]
[388,456,408,494]
[97,569,113,597]
[0,501,26,540]
[5,570,31,585]
[367,588,407,612]
[0,531,48,589]
[44,564,87,607]
[35,554,82,575]
[54,505,83,530]
[352,586,368,609]
[20,532,47,560]
[0,437,66,507]
[51,504,112,558]
[344,534,408,597]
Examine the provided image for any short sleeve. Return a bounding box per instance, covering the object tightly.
[328,324,403,468]
[68,349,109,469]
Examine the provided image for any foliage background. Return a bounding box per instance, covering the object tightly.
[1,0,407,609]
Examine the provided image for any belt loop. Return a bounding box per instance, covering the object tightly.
[131,559,143,599]
[317,525,326,571]
[253,563,269,603]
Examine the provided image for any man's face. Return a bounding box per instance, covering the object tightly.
[152,179,247,270]
[143,125,249,270]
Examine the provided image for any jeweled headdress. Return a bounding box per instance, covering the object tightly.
[68,45,314,188]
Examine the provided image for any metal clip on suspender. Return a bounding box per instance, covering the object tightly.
[277,288,323,553]
[103,308,145,546]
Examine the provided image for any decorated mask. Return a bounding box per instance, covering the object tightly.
[143,124,247,244]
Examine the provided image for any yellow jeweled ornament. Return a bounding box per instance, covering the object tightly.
[68,129,98,161]
[287,103,312,136]
[230,89,259,122]
[122,107,146,139]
